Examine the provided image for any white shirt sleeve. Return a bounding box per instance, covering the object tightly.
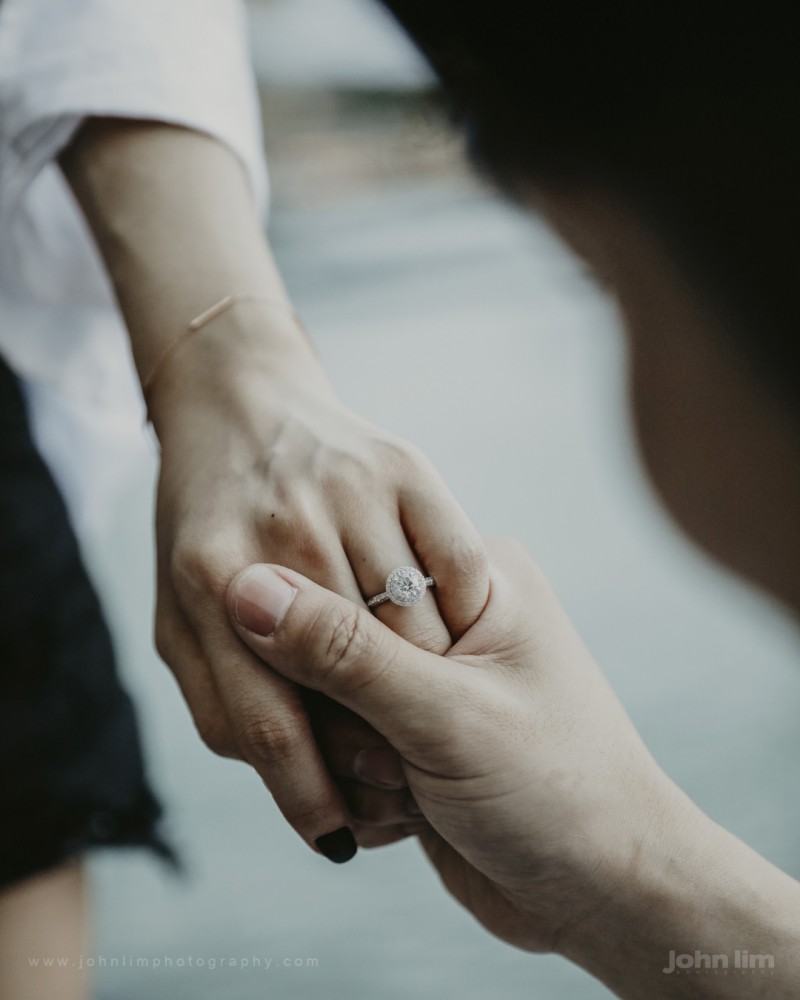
[0,0,268,306]
[0,0,269,534]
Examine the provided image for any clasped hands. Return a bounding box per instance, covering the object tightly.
[151,324,685,959]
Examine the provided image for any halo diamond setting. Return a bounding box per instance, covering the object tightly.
[367,566,434,609]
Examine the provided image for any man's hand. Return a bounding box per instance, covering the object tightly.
[226,538,800,998]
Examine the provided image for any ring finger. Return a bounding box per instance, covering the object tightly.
[344,518,451,654]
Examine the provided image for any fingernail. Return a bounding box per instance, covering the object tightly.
[232,567,297,637]
[353,747,406,789]
[406,795,423,818]
[315,827,357,864]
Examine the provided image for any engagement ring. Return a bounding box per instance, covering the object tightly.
[367,566,434,609]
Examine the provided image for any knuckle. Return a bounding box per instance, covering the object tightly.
[434,534,490,613]
[236,712,305,767]
[196,714,237,759]
[373,435,422,476]
[308,604,376,691]
[169,538,236,599]
[324,449,370,485]
[449,534,490,581]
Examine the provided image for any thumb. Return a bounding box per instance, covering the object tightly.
[226,564,460,753]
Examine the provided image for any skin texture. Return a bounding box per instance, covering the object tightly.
[228,543,800,1000]
[227,187,800,998]
[0,860,89,1000]
[58,120,491,856]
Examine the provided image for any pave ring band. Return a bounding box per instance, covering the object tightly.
[367,566,435,609]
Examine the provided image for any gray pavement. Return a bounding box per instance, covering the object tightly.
[84,179,800,999]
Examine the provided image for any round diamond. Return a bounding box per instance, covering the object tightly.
[385,566,427,607]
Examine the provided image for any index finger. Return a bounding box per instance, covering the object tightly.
[188,603,358,864]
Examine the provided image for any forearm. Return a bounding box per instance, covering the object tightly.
[59,119,318,430]
[560,787,800,998]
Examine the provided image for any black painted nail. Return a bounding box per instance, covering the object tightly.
[315,827,357,864]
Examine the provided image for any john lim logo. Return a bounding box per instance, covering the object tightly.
[663,950,775,975]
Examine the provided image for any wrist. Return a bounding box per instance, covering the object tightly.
[60,119,324,423]
[558,780,800,998]
[146,300,337,439]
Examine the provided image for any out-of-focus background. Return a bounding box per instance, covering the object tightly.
[85,1,800,997]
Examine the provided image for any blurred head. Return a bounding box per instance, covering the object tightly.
[381,2,800,610]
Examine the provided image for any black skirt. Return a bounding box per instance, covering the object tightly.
[0,352,174,889]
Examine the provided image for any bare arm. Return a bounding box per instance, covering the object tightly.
[60,120,302,422]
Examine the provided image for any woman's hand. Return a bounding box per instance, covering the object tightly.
[59,119,489,861]
[225,538,800,998]
[151,304,489,856]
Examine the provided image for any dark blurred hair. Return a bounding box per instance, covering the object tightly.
[380,2,799,410]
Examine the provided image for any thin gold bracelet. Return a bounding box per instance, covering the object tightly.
[141,293,298,421]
